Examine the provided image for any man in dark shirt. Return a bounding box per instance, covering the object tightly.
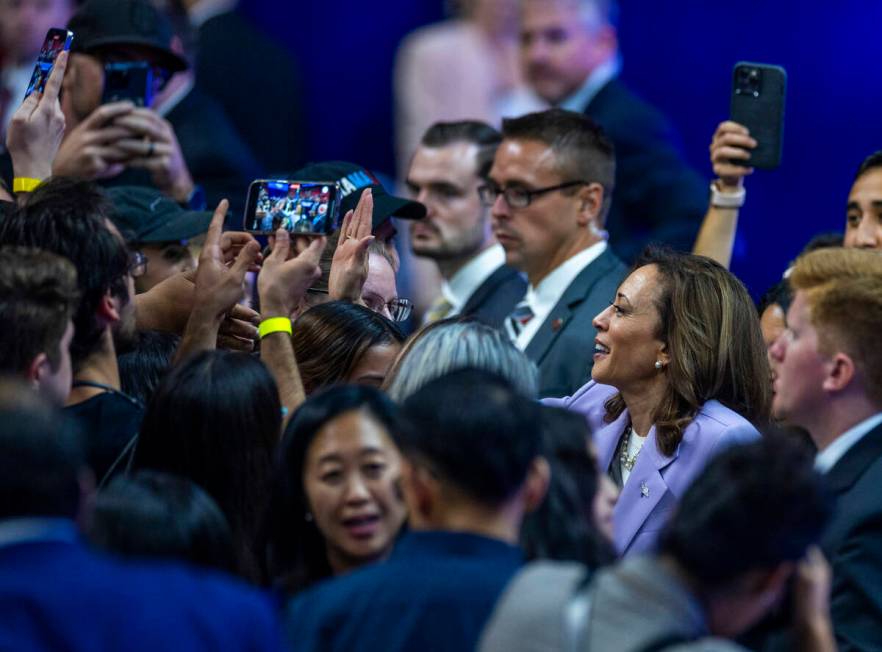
[0,178,142,484]
[284,369,549,652]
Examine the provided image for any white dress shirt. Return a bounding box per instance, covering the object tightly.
[815,412,882,474]
[436,244,509,319]
[515,241,608,351]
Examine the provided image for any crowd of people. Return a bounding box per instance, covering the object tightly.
[0,0,880,651]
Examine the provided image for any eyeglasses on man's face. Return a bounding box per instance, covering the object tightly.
[306,288,413,323]
[477,180,588,208]
[127,250,147,278]
[362,295,413,322]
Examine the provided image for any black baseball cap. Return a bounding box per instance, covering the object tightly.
[290,161,426,230]
[68,0,188,73]
[107,186,211,244]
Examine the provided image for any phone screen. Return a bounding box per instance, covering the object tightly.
[102,62,153,107]
[24,28,73,100]
[244,180,341,235]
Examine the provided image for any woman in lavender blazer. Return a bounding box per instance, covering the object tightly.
[546,250,771,557]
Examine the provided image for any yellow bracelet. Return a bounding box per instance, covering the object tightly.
[258,317,293,339]
[12,177,41,193]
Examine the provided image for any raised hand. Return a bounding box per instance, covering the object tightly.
[52,100,136,180]
[328,188,374,302]
[258,227,325,318]
[710,121,757,190]
[110,108,195,203]
[6,50,69,181]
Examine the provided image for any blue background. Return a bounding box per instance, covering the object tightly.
[242,1,882,297]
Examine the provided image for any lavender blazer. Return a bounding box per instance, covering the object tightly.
[544,381,760,557]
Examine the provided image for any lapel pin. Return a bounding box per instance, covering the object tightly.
[551,318,564,332]
[640,482,650,498]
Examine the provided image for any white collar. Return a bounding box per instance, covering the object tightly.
[188,0,238,28]
[526,241,608,312]
[0,517,78,550]
[815,412,882,474]
[559,56,621,113]
[441,244,508,313]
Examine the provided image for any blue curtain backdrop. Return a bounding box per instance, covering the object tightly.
[242,0,882,298]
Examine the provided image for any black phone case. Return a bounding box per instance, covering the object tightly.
[730,62,787,169]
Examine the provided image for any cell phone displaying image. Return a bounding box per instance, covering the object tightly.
[244,180,342,236]
[102,62,153,106]
[24,28,73,100]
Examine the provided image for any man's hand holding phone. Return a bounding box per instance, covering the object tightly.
[110,108,195,204]
[6,50,69,182]
[710,121,757,192]
[52,101,137,180]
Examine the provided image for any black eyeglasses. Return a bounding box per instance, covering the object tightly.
[307,288,413,323]
[362,295,413,322]
[477,180,587,208]
[128,250,147,278]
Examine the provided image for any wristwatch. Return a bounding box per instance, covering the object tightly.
[710,180,746,208]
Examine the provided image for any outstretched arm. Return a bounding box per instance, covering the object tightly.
[692,121,756,269]
[257,228,325,422]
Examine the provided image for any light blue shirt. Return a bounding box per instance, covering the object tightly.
[815,412,882,474]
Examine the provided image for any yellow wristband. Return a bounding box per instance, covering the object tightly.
[12,177,42,193]
[258,317,292,339]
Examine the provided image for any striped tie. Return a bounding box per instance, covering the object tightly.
[505,299,535,341]
[424,296,453,324]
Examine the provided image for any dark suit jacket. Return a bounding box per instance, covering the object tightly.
[0,537,282,651]
[460,264,526,330]
[584,79,708,262]
[284,530,522,652]
[195,10,305,174]
[525,248,628,398]
[821,422,882,652]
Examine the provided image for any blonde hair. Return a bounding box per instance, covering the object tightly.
[790,247,882,405]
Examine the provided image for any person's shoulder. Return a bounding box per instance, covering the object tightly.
[588,78,672,141]
[542,380,616,416]
[689,402,760,449]
[697,402,758,431]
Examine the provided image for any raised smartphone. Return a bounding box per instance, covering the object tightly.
[23,28,73,99]
[244,180,342,236]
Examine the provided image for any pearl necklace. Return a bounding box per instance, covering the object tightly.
[619,425,645,472]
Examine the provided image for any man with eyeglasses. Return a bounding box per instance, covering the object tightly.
[107,185,210,293]
[486,108,627,397]
[285,161,425,325]
[406,120,527,328]
[519,0,706,262]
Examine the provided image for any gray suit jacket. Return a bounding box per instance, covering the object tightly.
[525,248,628,398]
[481,557,748,652]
